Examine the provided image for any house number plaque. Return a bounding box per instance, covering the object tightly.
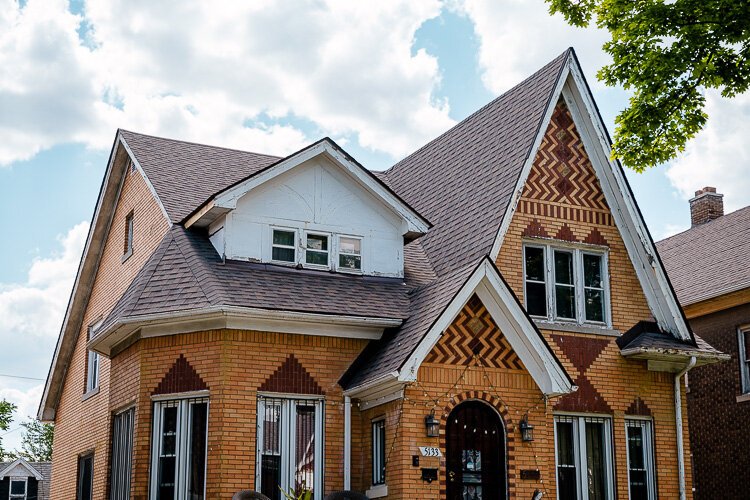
[419,446,443,457]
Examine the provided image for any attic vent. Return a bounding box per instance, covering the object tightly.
[123,211,134,261]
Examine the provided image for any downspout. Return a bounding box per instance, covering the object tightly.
[675,356,696,500]
[344,395,352,490]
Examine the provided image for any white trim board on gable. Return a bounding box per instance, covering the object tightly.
[489,51,693,344]
[398,258,575,397]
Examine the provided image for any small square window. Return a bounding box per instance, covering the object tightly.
[338,236,362,271]
[272,229,296,263]
[305,233,329,267]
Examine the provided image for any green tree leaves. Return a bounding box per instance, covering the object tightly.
[0,400,18,460]
[0,400,54,461]
[547,0,750,171]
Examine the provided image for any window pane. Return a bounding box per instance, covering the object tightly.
[526,282,547,317]
[188,402,208,500]
[273,230,295,247]
[554,251,574,285]
[627,422,652,500]
[583,254,602,288]
[585,421,608,500]
[525,246,545,282]
[744,331,750,362]
[78,455,93,500]
[110,408,134,500]
[373,420,386,485]
[295,404,316,495]
[556,285,576,319]
[11,481,25,495]
[585,289,604,323]
[556,421,577,500]
[158,406,177,500]
[340,237,361,255]
[339,254,362,270]
[306,234,328,251]
[306,251,328,266]
[272,247,295,263]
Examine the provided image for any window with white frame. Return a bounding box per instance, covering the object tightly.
[305,233,330,267]
[272,228,297,263]
[10,478,27,500]
[257,395,324,500]
[625,419,656,500]
[372,419,386,486]
[524,243,609,326]
[338,236,362,272]
[150,397,208,500]
[86,320,102,394]
[739,327,750,394]
[554,415,614,500]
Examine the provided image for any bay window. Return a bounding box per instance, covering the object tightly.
[524,243,609,326]
[150,397,208,500]
[110,407,135,500]
[554,415,614,500]
[625,419,656,500]
[256,395,324,500]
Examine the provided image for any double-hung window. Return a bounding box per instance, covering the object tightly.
[150,397,209,500]
[256,395,324,500]
[272,229,297,263]
[554,415,614,500]
[110,407,135,500]
[10,478,27,500]
[85,320,102,394]
[524,243,609,326]
[625,419,656,500]
[739,327,750,394]
[305,233,329,267]
[372,419,386,486]
[338,236,362,272]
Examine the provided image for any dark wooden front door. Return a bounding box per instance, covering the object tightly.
[446,401,505,499]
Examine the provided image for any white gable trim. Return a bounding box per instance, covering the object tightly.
[489,52,692,343]
[186,139,430,235]
[398,258,574,396]
[0,458,43,480]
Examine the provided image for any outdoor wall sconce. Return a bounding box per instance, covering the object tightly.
[425,411,440,437]
[519,415,534,442]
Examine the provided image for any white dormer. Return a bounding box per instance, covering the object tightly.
[186,139,430,278]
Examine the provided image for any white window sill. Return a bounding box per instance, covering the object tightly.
[366,484,388,499]
[534,320,620,337]
[82,387,100,401]
[736,393,750,403]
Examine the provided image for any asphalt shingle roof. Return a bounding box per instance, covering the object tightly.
[657,206,750,305]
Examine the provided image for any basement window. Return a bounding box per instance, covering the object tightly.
[739,328,750,394]
[123,211,134,261]
[625,419,656,500]
[523,243,610,326]
[338,236,362,272]
[305,232,330,268]
[272,228,297,263]
[555,415,614,500]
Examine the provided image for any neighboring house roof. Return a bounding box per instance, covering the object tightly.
[617,322,729,367]
[120,130,281,222]
[0,460,51,500]
[657,206,750,306]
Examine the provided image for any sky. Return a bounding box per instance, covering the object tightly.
[1,0,749,452]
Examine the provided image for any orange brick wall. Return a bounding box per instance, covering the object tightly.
[493,99,692,499]
[50,152,170,500]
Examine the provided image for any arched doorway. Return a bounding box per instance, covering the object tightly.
[446,400,506,499]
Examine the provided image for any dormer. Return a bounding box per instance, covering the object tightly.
[185,139,430,278]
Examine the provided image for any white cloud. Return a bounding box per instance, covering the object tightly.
[666,90,750,213]
[0,0,455,165]
[0,222,87,449]
[0,384,44,452]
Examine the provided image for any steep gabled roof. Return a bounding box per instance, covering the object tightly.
[657,206,750,305]
[119,130,281,222]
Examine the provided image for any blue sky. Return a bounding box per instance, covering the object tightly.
[1,0,747,450]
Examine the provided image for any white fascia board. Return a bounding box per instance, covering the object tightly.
[489,56,572,260]
[343,372,405,410]
[88,306,402,356]
[397,259,574,396]
[560,62,692,342]
[0,459,43,480]
[205,140,429,234]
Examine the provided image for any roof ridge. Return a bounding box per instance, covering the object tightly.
[170,227,229,306]
[119,129,282,159]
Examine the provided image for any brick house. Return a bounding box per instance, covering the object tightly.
[38,48,727,500]
[657,189,750,500]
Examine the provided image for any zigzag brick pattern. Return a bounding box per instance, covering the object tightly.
[520,100,612,225]
[424,294,524,370]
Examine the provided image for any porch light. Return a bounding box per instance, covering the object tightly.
[519,415,534,442]
[425,411,439,437]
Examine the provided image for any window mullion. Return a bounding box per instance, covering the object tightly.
[577,418,589,500]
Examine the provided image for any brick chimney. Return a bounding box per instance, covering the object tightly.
[689,186,724,226]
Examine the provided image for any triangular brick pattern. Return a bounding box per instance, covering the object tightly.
[583,227,609,246]
[259,354,324,395]
[551,335,612,413]
[554,223,578,242]
[424,295,524,370]
[625,397,653,417]
[518,100,614,227]
[153,354,209,395]
[521,218,551,239]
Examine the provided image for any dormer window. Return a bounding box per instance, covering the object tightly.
[338,236,362,271]
[272,228,296,263]
[305,233,330,267]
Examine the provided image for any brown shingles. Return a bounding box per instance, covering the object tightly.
[657,205,750,305]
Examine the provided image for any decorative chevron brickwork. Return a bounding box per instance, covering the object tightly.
[626,397,653,417]
[519,100,612,226]
[554,223,577,242]
[522,218,551,239]
[153,354,209,395]
[259,354,324,395]
[583,227,609,246]
[424,295,524,369]
[551,335,612,414]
